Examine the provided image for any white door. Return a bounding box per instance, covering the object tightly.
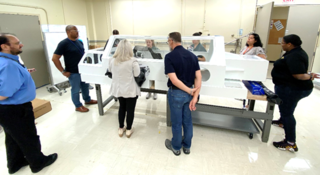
[286,5,320,71]
[255,1,274,53]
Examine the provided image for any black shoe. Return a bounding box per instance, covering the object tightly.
[31,153,58,173]
[8,159,29,174]
[272,120,284,128]
[182,146,190,155]
[273,140,298,152]
[165,139,180,156]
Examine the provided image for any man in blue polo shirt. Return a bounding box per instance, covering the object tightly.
[164,32,202,156]
[52,25,97,113]
[0,34,57,174]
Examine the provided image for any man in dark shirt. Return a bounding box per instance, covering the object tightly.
[164,32,202,156]
[52,25,97,112]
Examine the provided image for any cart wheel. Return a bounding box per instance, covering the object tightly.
[59,91,63,96]
[47,87,53,93]
[248,133,253,139]
[64,89,67,93]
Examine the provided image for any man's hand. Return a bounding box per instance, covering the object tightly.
[63,72,71,78]
[189,87,199,96]
[189,96,198,111]
[28,68,36,73]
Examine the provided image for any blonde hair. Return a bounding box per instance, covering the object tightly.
[113,39,133,64]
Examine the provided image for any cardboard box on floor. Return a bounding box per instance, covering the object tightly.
[31,98,52,119]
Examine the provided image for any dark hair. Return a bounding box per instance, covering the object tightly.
[246,33,263,47]
[113,30,119,35]
[0,33,11,52]
[283,34,302,47]
[169,32,181,43]
[193,32,202,36]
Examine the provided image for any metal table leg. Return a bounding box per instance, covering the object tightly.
[95,84,104,116]
[261,102,275,142]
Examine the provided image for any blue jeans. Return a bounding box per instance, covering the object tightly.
[168,88,193,150]
[275,85,312,142]
[68,73,91,108]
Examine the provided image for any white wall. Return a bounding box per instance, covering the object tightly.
[258,0,320,5]
[0,0,90,37]
[86,0,257,44]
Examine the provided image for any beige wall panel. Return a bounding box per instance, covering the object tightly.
[271,6,289,19]
[110,0,134,35]
[266,44,282,61]
[184,0,205,36]
[206,0,242,42]
[0,0,65,24]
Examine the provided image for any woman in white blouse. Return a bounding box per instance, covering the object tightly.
[109,39,140,138]
[239,33,266,59]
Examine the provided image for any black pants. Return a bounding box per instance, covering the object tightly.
[275,85,312,142]
[0,102,46,170]
[118,96,138,130]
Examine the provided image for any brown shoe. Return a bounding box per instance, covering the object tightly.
[85,100,98,105]
[76,106,89,112]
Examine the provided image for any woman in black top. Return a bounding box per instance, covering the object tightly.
[271,34,319,152]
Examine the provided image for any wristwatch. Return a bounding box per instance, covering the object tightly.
[61,70,66,74]
[309,73,313,80]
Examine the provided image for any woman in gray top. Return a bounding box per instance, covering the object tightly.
[145,39,160,100]
[190,32,207,61]
[239,33,266,109]
[109,39,140,138]
[239,33,266,59]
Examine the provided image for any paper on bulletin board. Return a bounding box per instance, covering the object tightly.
[274,20,284,31]
[270,20,274,29]
[278,37,283,44]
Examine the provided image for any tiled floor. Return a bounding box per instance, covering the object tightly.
[1,70,320,174]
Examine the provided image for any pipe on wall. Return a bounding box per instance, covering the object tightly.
[0,2,49,26]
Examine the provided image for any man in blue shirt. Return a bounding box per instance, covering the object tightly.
[164,32,202,156]
[52,25,97,112]
[0,34,57,174]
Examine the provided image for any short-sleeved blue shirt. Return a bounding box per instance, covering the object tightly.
[0,52,36,105]
[164,45,200,88]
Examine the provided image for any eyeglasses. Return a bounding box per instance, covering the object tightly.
[166,39,172,45]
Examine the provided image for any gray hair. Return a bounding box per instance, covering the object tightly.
[65,25,75,32]
[113,39,133,65]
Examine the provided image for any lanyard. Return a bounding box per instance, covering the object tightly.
[68,39,84,55]
[243,47,253,55]
[0,55,25,68]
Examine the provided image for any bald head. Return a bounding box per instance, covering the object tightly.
[65,25,79,40]
[66,25,76,32]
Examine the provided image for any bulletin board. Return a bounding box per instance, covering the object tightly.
[268,19,287,45]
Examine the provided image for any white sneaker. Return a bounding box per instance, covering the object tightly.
[146,92,151,99]
[118,126,126,137]
[153,93,157,100]
[126,128,134,138]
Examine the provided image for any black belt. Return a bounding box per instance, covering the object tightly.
[170,86,180,90]
[170,86,192,90]
[0,102,31,107]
